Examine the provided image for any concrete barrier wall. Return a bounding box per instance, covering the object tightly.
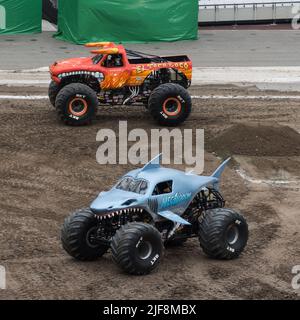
[198,2,299,23]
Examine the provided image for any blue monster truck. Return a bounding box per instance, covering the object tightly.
[61,155,248,275]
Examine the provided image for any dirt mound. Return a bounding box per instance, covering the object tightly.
[209,124,300,157]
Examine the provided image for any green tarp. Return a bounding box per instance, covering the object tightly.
[55,0,198,44]
[0,0,41,34]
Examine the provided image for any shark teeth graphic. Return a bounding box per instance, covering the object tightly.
[95,207,144,221]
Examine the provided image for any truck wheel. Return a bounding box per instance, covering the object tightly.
[48,80,60,107]
[55,83,98,126]
[198,208,248,260]
[111,222,163,275]
[148,83,191,126]
[61,208,108,261]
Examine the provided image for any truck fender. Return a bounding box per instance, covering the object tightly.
[157,210,191,225]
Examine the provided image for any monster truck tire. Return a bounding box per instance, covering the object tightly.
[111,222,163,275]
[48,80,60,107]
[55,83,98,126]
[198,208,248,260]
[61,208,109,261]
[148,83,191,126]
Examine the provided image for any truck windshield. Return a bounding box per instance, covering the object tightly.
[116,177,148,195]
[92,54,103,64]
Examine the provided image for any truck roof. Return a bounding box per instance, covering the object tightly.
[125,167,217,193]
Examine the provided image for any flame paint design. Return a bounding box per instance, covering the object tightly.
[101,71,131,89]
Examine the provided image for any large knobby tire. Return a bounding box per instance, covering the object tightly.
[148,83,192,126]
[198,208,248,260]
[48,80,60,107]
[111,222,163,275]
[55,83,98,126]
[61,208,109,261]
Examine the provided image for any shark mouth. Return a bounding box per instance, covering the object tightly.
[95,207,144,221]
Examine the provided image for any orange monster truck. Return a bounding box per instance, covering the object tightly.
[49,42,192,126]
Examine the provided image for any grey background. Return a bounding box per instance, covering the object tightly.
[0,30,300,70]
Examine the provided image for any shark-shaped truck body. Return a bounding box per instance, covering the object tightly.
[61,156,248,275]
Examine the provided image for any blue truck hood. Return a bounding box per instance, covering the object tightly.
[90,188,146,214]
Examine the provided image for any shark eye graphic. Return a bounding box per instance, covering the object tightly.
[122,199,137,206]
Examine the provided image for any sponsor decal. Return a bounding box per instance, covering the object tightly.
[160,192,192,210]
[136,62,189,73]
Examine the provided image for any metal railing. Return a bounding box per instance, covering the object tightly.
[198,1,300,24]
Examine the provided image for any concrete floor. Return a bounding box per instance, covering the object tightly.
[1,29,300,70]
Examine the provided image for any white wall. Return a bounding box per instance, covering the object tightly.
[200,0,298,4]
[199,0,299,23]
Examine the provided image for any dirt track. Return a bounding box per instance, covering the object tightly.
[0,85,299,299]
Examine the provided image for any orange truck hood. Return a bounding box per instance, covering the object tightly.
[50,57,95,76]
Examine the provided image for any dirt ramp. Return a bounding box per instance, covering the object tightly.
[209,124,300,157]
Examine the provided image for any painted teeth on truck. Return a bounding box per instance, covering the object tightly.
[58,71,104,79]
[95,208,144,221]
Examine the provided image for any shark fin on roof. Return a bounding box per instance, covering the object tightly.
[140,153,162,172]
